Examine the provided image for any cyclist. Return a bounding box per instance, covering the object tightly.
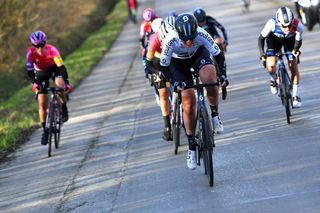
[139,8,156,52]
[126,0,138,24]
[26,30,71,145]
[258,7,303,108]
[193,7,229,53]
[160,13,227,169]
[145,18,176,141]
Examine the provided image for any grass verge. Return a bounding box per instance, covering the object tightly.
[0,0,128,159]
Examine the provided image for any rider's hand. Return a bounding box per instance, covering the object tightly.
[153,72,162,83]
[292,50,301,58]
[219,75,229,87]
[65,83,73,93]
[260,54,266,68]
[32,83,42,93]
[173,82,186,92]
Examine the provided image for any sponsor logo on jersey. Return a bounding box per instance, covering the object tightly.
[163,38,176,56]
[198,31,214,45]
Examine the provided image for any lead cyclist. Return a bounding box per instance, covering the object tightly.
[159,14,227,170]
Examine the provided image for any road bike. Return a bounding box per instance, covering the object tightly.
[275,52,295,124]
[37,87,64,157]
[176,72,219,186]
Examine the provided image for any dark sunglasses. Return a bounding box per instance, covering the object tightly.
[33,41,46,48]
[281,24,291,28]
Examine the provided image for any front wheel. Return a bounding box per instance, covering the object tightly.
[54,102,62,149]
[199,110,215,186]
[172,100,181,155]
[47,103,54,157]
[281,69,291,124]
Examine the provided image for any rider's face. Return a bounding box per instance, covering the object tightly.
[183,40,194,47]
[281,24,291,33]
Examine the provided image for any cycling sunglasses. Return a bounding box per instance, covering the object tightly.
[33,41,46,48]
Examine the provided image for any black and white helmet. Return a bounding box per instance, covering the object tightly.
[175,13,198,41]
[158,21,175,41]
[151,18,174,41]
[276,7,294,27]
[165,15,176,27]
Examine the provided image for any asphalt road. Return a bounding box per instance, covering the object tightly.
[1,0,320,212]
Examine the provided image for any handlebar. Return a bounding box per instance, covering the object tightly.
[35,87,64,100]
[173,82,220,92]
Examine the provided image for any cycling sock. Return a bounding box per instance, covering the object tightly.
[210,105,219,117]
[163,115,170,128]
[62,103,67,109]
[292,84,299,97]
[270,74,277,81]
[41,122,46,131]
[187,134,196,151]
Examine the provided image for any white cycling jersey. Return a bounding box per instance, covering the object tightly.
[260,17,303,40]
[160,26,221,67]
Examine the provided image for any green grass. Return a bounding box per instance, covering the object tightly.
[0,0,128,157]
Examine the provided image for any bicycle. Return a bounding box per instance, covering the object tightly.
[175,73,219,187]
[37,87,64,157]
[275,52,295,124]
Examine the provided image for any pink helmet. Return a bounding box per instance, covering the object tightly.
[30,30,46,46]
[143,8,155,21]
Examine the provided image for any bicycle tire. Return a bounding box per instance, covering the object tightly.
[172,98,181,155]
[281,69,291,124]
[47,102,54,157]
[54,101,62,149]
[199,109,214,186]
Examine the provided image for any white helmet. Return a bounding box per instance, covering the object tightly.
[276,7,294,27]
[151,18,163,33]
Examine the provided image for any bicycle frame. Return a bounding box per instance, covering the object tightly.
[276,52,294,124]
[183,71,219,187]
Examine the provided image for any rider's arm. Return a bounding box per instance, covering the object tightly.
[258,34,266,57]
[208,17,228,42]
[198,27,226,77]
[159,37,177,83]
[258,19,274,57]
[214,52,226,77]
[293,22,303,52]
[26,49,36,84]
[50,46,70,85]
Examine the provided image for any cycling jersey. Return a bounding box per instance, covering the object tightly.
[160,26,221,67]
[259,17,303,56]
[201,16,228,41]
[260,17,303,40]
[26,44,64,72]
[146,32,162,60]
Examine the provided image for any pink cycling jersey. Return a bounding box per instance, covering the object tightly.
[26,44,64,71]
[146,32,162,60]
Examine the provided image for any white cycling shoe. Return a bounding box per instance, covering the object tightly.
[187,150,196,170]
[213,116,224,134]
[270,80,278,95]
[293,96,302,108]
